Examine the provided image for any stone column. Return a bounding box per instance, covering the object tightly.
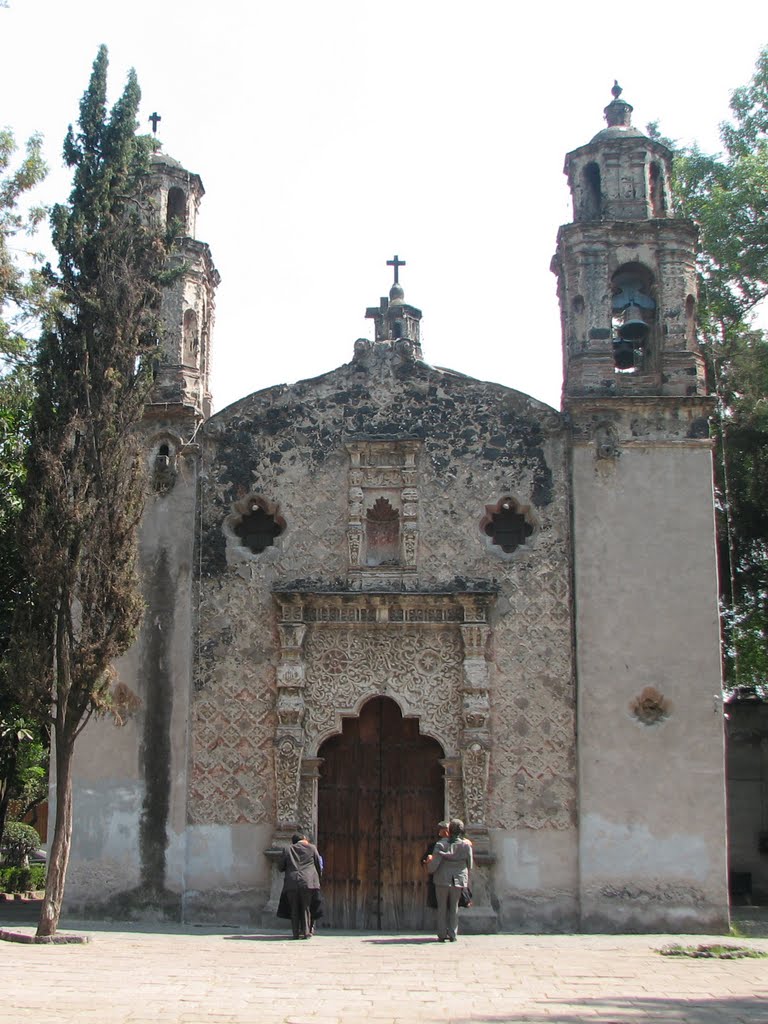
[272,619,307,844]
[439,757,464,822]
[459,617,492,856]
[265,614,308,914]
[299,757,324,840]
[401,446,419,569]
[457,599,498,932]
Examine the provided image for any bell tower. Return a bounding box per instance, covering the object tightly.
[553,83,704,398]
[147,152,220,424]
[553,87,729,933]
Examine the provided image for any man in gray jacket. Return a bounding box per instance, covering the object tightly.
[426,818,473,942]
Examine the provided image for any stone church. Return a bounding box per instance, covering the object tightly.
[64,87,729,933]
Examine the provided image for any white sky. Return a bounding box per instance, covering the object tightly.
[2,0,765,413]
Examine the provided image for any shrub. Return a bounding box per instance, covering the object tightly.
[1,822,40,867]
[0,864,45,893]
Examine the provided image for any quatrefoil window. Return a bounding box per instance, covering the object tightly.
[233,498,285,554]
[481,497,534,554]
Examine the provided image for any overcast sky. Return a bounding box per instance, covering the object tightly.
[2,1,765,413]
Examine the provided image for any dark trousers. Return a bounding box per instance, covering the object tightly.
[286,887,312,939]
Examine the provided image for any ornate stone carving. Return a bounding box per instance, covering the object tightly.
[630,686,672,725]
[298,758,323,837]
[489,570,576,831]
[345,440,421,582]
[440,757,465,822]
[275,735,303,828]
[303,625,463,753]
[462,743,490,827]
[402,522,418,566]
[189,681,276,826]
[273,590,497,840]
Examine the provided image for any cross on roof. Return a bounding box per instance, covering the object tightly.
[386,254,406,285]
[148,112,162,134]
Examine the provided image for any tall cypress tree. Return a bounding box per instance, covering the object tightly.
[9,46,172,937]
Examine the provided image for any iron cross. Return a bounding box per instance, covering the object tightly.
[148,112,162,134]
[387,254,406,285]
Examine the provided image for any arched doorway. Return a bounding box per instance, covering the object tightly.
[317,696,445,930]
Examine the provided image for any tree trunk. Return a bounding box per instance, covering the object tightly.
[36,729,75,938]
[0,752,16,842]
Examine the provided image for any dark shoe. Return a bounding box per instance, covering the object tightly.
[449,936,457,942]
[438,937,446,942]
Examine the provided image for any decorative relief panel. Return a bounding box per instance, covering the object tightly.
[302,625,464,754]
[189,678,276,826]
[490,568,576,831]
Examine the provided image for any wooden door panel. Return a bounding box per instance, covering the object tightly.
[318,696,444,930]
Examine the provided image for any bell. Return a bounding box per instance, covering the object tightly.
[617,304,649,343]
[612,337,636,370]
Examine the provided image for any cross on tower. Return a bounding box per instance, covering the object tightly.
[386,254,406,285]
[148,112,162,134]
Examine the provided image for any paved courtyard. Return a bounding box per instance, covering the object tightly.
[2,916,768,1024]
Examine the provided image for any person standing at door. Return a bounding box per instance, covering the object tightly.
[421,820,450,909]
[278,833,323,940]
[426,818,473,942]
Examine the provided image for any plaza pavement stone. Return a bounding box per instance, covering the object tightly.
[1,918,768,1024]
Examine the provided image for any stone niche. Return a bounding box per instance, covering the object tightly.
[345,440,420,589]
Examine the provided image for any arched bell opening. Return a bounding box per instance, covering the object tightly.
[166,186,187,232]
[611,262,657,373]
[581,161,602,221]
[316,695,445,931]
[649,160,668,217]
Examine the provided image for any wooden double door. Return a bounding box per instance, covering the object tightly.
[317,696,444,930]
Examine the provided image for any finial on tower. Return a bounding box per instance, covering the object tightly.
[149,111,162,134]
[604,83,633,129]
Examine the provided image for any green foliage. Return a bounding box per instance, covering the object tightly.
[0,365,33,648]
[1,820,40,866]
[0,124,51,850]
[0,367,46,845]
[0,864,45,893]
[7,45,174,938]
[659,942,768,959]
[665,48,768,690]
[0,128,49,360]
[12,44,171,720]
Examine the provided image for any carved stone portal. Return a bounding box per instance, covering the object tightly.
[271,589,495,845]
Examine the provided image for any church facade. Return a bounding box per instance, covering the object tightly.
[64,89,729,933]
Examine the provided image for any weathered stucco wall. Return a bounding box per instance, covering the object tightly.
[64,427,199,918]
[570,400,728,931]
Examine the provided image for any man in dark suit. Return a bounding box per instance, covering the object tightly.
[278,833,323,940]
[421,820,450,909]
